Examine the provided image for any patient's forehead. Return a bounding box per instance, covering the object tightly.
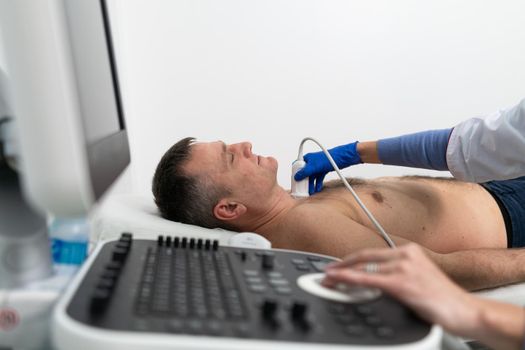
[184,141,224,174]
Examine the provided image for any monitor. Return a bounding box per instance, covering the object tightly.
[0,0,130,288]
[0,0,130,217]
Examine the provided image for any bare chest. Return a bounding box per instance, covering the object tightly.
[304,179,507,252]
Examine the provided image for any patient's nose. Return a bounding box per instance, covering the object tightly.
[240,142,253,157]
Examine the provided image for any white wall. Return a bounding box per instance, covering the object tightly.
[115,0,525,195]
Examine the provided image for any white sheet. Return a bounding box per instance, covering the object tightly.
[93,193,525,307]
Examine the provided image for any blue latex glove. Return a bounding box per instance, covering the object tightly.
[294,141,361,194]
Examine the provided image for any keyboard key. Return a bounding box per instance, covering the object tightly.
[268,279,289,286]
[376,326,395,338]
[345,324,366,337]
[311,261,330,272]
[243,270,259,277]
[275,287,292,295]
[307,256,321,262]
[249,284,267,293]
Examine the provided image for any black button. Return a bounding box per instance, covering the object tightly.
[121,232,133,239]
[233,323,250,337]
[97,277,115,290]
[365,315,382,326]
[112,247,128,262]
[261,299,278,320]
[90,287,111,314]
[101,269,118,279]
[243,270,259,277]
[207,321,223,335]
[165,236,172,247]
[329,303,347,314]
[135,303,148,316]
[187,320,204,334]
[345,324,366,337]
[291,301,308,321]
[167,319,184,333]
[157,235,164,246]
[268,279,289,286]
[212,308,227,320]
[262,253,275,270]
[249,285,267,293]
[336,313,356,324]
[197,239,203,249]
[356,305,374,316]
[295,264,311,271]
[105,261,122,271]
[245,277,263,284]
[311,261,330,272]
[116,241,131,250]
[266,271,282,278]
[119,235,132,246]
[275,287,292,295]
[376,326,395,338]
[291,301,310,331]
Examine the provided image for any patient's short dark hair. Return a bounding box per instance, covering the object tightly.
[152,137,232,229]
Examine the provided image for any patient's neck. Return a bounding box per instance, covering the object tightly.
[241,187,298,234]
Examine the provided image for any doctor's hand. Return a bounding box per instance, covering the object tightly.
[322,244,477,335]
[294,141,361,194]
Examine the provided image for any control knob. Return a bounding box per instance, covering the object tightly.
[261,253,275,269]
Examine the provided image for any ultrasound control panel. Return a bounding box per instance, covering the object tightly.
[53,233,440,350]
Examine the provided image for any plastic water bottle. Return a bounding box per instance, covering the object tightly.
[48,217,89,267]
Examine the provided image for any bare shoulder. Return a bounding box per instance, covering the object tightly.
[270,202,391,258]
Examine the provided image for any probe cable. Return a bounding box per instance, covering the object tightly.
[296,137,397,248]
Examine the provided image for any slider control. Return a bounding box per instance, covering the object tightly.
[90,287,111,314]
[112,247,128,262]
[291,301,310,330]
[261,299,279,325]
[262,253,275,269]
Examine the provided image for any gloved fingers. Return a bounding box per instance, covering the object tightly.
[303,151,331,173]
[294,168,308,181]
[315,173,326,193]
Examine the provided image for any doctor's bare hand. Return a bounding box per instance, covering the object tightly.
[322,243,478,334]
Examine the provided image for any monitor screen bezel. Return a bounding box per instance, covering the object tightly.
[86,0,130,200]
[0,0,131,216]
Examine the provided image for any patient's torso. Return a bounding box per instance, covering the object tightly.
[304,176,507,253]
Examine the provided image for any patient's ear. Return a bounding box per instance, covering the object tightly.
[213,199,247,221]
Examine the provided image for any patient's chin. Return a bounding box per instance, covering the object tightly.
[266,156,278,170]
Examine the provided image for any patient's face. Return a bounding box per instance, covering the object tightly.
[184,141,279,199]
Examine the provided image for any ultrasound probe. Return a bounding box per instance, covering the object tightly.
[291,137,396,249]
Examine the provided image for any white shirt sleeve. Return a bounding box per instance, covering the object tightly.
[446,98,525,183]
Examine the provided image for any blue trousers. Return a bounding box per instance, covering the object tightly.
[481,176,525,248]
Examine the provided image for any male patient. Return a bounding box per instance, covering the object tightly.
[153,137,525,290]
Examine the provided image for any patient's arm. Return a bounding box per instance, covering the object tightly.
[430,248,525,291]
[272,204,525,291]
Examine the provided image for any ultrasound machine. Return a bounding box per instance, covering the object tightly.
[0,1,442,349]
